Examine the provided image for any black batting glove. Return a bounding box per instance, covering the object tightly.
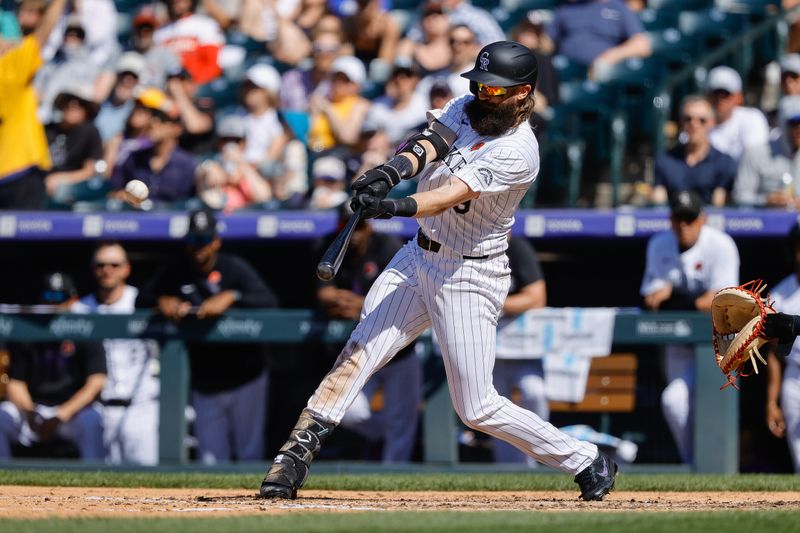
[350,194,418,220]
[351,167,396,199]
[764,312,799,343]
[350,194,392,219]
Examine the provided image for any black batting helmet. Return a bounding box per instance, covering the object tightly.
[460,40,538,89]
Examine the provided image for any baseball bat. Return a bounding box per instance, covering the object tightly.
[316,207,364,281]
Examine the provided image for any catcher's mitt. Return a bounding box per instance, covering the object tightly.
[711,280,774,390]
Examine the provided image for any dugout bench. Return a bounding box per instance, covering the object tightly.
[0,310,733,472]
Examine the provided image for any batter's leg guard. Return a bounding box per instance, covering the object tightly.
[258,409,335,499]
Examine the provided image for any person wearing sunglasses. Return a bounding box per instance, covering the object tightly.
[72,242,160,466]
[260,41,619,503]
[137,208,278,465]
[110,88,197,204]
[734,95,800,208]
[651,95,737,207]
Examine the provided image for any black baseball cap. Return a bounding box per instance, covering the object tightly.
[669,190,705,221]
[41,272,77,304]
[185,208,218,245]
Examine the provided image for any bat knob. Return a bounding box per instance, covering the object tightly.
[316,263,335,281]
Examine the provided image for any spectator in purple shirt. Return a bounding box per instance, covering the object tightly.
[548,0,651,73]
[111,88,196,203]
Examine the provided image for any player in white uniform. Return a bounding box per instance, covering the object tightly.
[766,224,800,472]
[259,41,617,501]
[72,242,160,465]
[640,191,740,464]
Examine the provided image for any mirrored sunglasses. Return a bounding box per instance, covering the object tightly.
[476,82,508,97]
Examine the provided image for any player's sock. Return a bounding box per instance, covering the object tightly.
[258,409,335,499]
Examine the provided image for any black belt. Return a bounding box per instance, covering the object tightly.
[417,230,489,260]
[102,399,132,407]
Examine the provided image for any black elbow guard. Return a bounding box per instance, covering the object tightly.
[396,120,456,166]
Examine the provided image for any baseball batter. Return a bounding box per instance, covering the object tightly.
[259,41,617,501]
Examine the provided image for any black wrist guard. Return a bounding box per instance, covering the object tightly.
[387,197,418,218]
[765,312,800,343]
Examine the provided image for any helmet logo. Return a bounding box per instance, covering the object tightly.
[479,51,490,71]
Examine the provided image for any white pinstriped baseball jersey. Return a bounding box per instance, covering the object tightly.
[302,93,599,475]
[417,95,540,257]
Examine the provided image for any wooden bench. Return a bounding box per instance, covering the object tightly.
[549,353,638,413]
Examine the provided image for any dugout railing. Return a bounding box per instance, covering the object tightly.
[0,309,735,473]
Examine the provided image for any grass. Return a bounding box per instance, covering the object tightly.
[0,469,798,492]
[3,511,800,533]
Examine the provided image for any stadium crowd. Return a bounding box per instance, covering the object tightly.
[0,0,794,211]
[1,0,800,471]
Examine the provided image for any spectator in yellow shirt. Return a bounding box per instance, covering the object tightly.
[0,0,68,209]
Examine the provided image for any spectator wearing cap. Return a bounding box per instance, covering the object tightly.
[44,84,103,203]
[111,88,197,203]
[429,78,454,111]
[640,191,740,464]
[781,54,800,97]
[154,0,226,84]
[195,115,272,213]
[128,5,183,88]
[706,65,770,162]
[280,30,341,113]
[309,156,349,210]
[0,0,68,210]
[415,24,480,99]
[397,1,452,78]
[0,272,106,462]
[241,64,287,165]
[308,55,371,153]
[405,0,503,48]
[35,14,103,124]
[734,95,800,208]
[240,63,308,205]
[548,0,651,70]
[167,67,215,155]
[342,0,401,82]
[102,88,165,178]
[95,53,147,142]
[137,208,279,465]
[651,95,737,207]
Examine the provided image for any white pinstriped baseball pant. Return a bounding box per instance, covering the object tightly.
[307,240,598,474]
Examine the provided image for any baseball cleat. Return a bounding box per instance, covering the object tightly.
[258,453,307,499]
[574,451,618,501]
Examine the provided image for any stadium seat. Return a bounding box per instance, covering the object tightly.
[678,8,749,46]
[552,55,588,83]
[647,29,702,73]
[598,57,666,141]
[639,8,680,32]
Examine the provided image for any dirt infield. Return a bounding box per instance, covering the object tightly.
[1,486,799,518]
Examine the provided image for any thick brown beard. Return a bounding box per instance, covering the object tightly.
[464,96,520,136]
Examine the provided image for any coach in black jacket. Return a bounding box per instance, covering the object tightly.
[137,208,278,463]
